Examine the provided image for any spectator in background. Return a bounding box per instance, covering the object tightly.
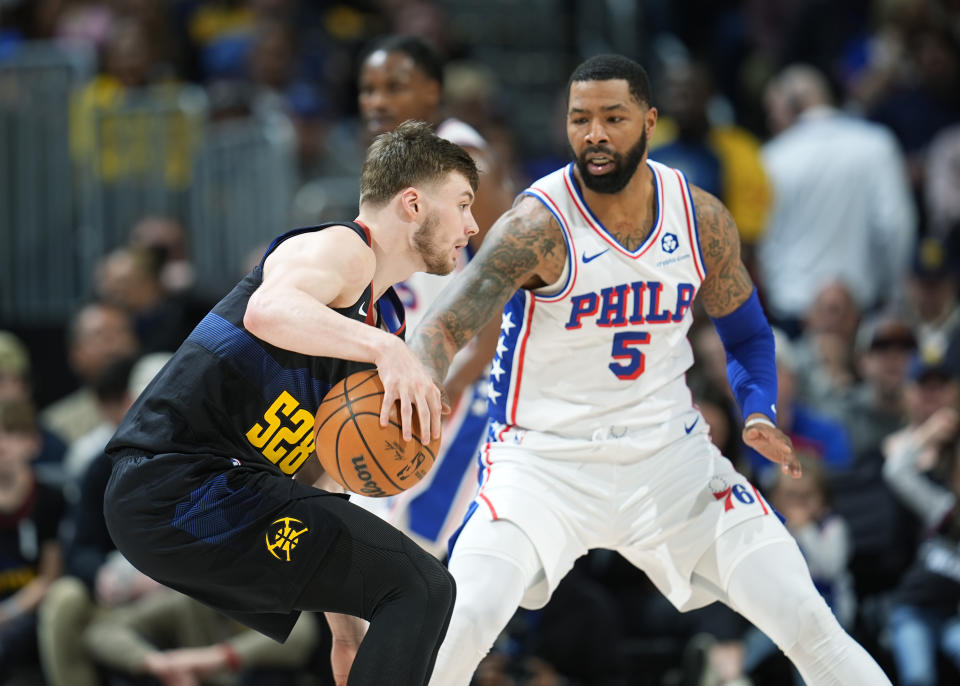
[758,64,916,333]
[0,332,68,482]
[94,246,197,354]
[41,302,138,444]
[745,329,853,487]
[882,391,960,686]
[39,353,173,686]
[82,589,320,686]
[70,18,191,191]
[650,59,773,263]
[128,215,196,297]
[62,353,171,499]
[884,352,960,480]
[60,355,135,499]
[823,314,915,463]
[902,236,960,361]
[869,24,960,193]
[793,281,861,407]
[0,398,66,682]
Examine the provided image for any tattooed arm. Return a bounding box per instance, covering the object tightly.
[410,195,566,386]
[693,186,801,477]
[693,186,755,317]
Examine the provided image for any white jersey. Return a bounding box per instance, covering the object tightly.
[489,160,706,443]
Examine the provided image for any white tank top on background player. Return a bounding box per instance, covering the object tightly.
[489,159,707,444]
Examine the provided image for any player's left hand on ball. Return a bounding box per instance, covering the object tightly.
[742,414,801,478]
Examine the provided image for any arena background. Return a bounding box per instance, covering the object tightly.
[1,1,959,685]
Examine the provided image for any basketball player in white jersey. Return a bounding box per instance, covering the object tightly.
[356,35,514,556]
[411,55,892,685]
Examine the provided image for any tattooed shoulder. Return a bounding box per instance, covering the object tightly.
[481,194,566,289]
[691,186,738,269]
[690,185,754,317]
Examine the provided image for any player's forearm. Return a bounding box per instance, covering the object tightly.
[244,290,396,363]
[410,319,461,387]
[442,315,501,399]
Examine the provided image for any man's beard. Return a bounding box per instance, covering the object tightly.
[413,211,453,275]
[573,127,647,194]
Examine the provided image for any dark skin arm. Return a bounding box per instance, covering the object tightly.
[410,195,566,389]
[693,186,800,478]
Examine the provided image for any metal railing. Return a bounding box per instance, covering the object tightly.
[0,42,94,323]
[1,42,297,324]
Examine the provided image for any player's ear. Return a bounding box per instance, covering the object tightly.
[398,187,421,220]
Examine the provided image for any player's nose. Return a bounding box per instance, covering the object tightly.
[585,120,608,144]
[464,210,479,236]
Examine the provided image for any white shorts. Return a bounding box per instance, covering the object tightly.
[455,427,792,611]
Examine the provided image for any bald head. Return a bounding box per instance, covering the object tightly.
[765,64,833,133]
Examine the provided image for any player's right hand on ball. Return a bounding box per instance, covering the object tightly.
[375,336,443,442]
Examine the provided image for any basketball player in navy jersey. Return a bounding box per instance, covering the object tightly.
[355,35,514,557]
[103,121,478,686]
[412,56,892,685]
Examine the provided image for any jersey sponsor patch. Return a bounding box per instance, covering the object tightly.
[266,516,309,562]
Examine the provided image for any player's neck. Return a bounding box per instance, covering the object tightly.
[354,210,419,300]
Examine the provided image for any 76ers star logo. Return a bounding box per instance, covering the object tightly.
[709,476,762,513]
[266,516,308,562]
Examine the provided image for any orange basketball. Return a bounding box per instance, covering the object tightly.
[314,370,440,497]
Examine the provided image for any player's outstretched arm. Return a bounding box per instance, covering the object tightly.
[410,195,565,387]
[245,227,442,441]
[694,187,800,477]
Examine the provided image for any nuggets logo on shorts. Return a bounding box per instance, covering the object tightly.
[266,516,309,562]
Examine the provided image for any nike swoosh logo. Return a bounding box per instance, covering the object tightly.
[358,303,367,316]
[582,249,609,263]
[684,417,700,434]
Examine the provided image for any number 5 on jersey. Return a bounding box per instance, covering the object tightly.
[609,331,651,380]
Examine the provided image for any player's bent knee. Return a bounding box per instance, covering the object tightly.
[394,541,456,626]
[788,593,841,653]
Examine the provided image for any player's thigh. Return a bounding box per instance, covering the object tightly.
[296,494,453,619]
[451,512,547,599]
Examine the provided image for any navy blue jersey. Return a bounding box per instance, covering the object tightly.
[107,222,405,477]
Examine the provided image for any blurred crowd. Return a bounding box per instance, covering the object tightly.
[2,0,960,685]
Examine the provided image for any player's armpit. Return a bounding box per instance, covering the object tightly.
[692,186,755,318]
[410,195,565,382]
